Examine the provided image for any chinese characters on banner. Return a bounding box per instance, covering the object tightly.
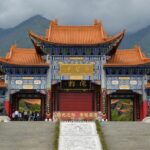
[53,111,98,121]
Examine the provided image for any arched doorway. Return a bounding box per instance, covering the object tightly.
[107,90,141,121]
[10,90,46,120]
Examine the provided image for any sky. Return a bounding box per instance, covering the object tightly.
[0,0,150,33]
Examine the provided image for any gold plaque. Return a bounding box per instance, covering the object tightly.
[69,57,84,60]
[130,80,137,85]
[23,84,33,89]
[119,85,130,89]
[23,77,34,80]
[15,80,23,85]
[112,80,119,85]
[34,80,41,84]
[60,64,93,76]
[119,77,130,80]
[70,75,83,80]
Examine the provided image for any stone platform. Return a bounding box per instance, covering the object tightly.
[0,122,55,150]
[102,122,150,150]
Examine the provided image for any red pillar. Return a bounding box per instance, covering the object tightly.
[4,100,11,117]
[101,89,107,113]
[107,95,110,120]
[140,100,148,120]
[143,101,148,118]
[46,89,52,119]
[140,101,148,120]
[100,89,102,111]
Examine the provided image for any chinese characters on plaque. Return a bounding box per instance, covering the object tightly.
[60,64,94,75]
[61,80,90,89]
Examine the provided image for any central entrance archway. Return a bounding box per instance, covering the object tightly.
[52,81,101,113]
[10,90,46,120]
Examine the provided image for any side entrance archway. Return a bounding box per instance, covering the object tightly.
[107,90,141,121]
[10,90,46,120]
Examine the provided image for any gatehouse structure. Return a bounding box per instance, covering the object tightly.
[0,19,149,121]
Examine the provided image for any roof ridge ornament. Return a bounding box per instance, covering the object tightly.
[6,44,17,60]
[50,19,58,26]
[134,45,149,60]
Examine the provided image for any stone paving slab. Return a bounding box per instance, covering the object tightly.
[60,121,97,136]
[0,122,55,150]
[101,122,150,150]
[59,121,102,150]
[59,135,101,150]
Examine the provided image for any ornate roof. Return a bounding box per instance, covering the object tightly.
[29,19,124,46]
[0,45,48,66]
[105,46,150,67]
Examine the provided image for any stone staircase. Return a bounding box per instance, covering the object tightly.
[59,121,102,150]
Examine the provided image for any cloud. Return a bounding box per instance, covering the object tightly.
[0,0,150,33]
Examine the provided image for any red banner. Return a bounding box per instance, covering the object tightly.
[53,111,98,121]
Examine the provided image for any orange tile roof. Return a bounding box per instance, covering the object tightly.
[29,19,124,46]
[105,46,150,67]
[0,45,48,66]
[0,80,6,88]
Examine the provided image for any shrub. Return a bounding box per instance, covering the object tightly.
[95,120,109,150]
[52,122,60,150]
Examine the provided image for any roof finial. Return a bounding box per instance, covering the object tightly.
[6,44,17,59]
[11,44,17,49]
[94,19,101,26]
[134,44,140,50]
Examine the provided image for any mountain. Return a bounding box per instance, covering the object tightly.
[0,15,50,56]
[121,25,150,57]
[0,29,4,34]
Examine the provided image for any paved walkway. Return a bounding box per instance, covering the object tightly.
[0,122,55,150]
[59,121,102,150]
[102,122,150,150]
